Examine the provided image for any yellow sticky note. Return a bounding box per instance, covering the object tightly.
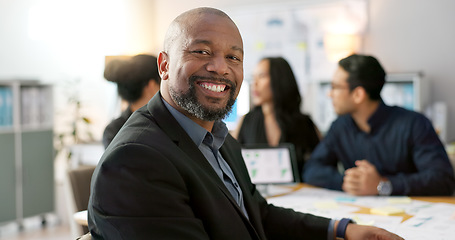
[352,215,375,226]
[370,206,405,216]
[387,197,412,204]
[314,201,339,210]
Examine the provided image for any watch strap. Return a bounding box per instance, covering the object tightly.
[336,218,353,240]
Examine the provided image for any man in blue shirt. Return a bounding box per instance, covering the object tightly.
[304,54,455,196]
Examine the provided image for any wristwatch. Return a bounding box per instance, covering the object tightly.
[336,218,355,240]
[377,180,393,196]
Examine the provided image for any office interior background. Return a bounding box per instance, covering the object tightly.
[1,0,455,238]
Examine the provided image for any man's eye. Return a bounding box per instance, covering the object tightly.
[193,50,209,55]
[227,55,241,61]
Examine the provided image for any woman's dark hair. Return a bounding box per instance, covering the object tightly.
[265,57,302,116]
[104,54,160,103]
[262,57,305,140]
[254,57,320,172]
[338,54,386,100]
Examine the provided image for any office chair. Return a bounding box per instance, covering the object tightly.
[76,232,92,240]
[68,165,96,234]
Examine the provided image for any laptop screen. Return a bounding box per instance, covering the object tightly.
[241,144,299,184]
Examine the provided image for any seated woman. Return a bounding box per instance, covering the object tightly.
[102,54,160,149]
[233,57,320,181]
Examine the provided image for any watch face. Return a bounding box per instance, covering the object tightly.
[378,181,392,196]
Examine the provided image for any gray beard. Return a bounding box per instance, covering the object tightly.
[169,76,237,121]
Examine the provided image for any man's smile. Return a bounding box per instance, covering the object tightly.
[198,82,229,93]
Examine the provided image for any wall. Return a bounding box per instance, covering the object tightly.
[153,0,455,142]
[0,0,454,142]
[364,0,455,142]
[0,0,158,228]
[0,0,157,142]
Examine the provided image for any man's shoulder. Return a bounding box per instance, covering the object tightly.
[321,115,354,142]
[331,114,352,127]
[104,115,128,133]
[387,105,428,123]
[106,105,174,150]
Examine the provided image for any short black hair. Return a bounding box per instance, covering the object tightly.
[339,54,386,100]
[104,54,160,103]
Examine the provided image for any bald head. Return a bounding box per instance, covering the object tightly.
[163,7,237,53]
[157,7,244,129]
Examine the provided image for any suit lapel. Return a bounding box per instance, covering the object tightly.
[220,136,265,240]
[146,93,242,209]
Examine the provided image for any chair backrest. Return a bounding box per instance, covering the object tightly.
[76,232,92,240]
[68,165,96,212]
[68,165,96,234]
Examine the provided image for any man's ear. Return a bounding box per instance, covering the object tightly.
[352,86,367,104]
[158,51,169,80]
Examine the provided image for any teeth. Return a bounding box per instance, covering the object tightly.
[200,83,226,93]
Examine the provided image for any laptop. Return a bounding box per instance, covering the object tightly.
[241,143,299,185]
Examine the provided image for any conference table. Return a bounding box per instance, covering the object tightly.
[268,183,455,221]
[74,183,455,239]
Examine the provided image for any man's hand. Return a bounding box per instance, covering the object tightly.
[345,224,404,240]
[342,160,382,196]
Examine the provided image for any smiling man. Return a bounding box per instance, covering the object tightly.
[159,9,242,129]
[88,8,403,240]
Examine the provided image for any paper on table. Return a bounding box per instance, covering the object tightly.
[387,197,412,204]
[259,184,299,197]
[395,202,455,240]
[313,200,339,210]
[370,206,405,216]
[266,185,455,239]
[267,195,359,219]
[348,213,402,232]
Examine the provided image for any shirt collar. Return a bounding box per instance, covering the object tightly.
[367,100,390,131]
[161,97,228,149]
[346,100,390,133]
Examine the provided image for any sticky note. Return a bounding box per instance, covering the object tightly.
[370,206,405,216]
[335,196,357,203]
[387,197,412,204]
[352,215,375,226]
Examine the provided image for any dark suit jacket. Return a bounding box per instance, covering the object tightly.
[88,92,330,240]
[102,107,132,149]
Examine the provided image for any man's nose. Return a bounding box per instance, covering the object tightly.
[327,88,333,98]
[206,55,229,76]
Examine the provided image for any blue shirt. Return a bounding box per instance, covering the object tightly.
[304,101,455,195]
[162,99,248,218]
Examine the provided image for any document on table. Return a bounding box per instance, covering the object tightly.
[396,202,455,240]
[266,186,455,239]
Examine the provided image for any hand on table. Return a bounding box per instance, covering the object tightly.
[346,224,404,240]
[342,160,382,196]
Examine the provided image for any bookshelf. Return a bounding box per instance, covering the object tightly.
[0,80,54,226]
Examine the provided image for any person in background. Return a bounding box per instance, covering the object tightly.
[233,57,320,180]
[88,7,403,240]
[304,54,455,196]
[102,54,160,148]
